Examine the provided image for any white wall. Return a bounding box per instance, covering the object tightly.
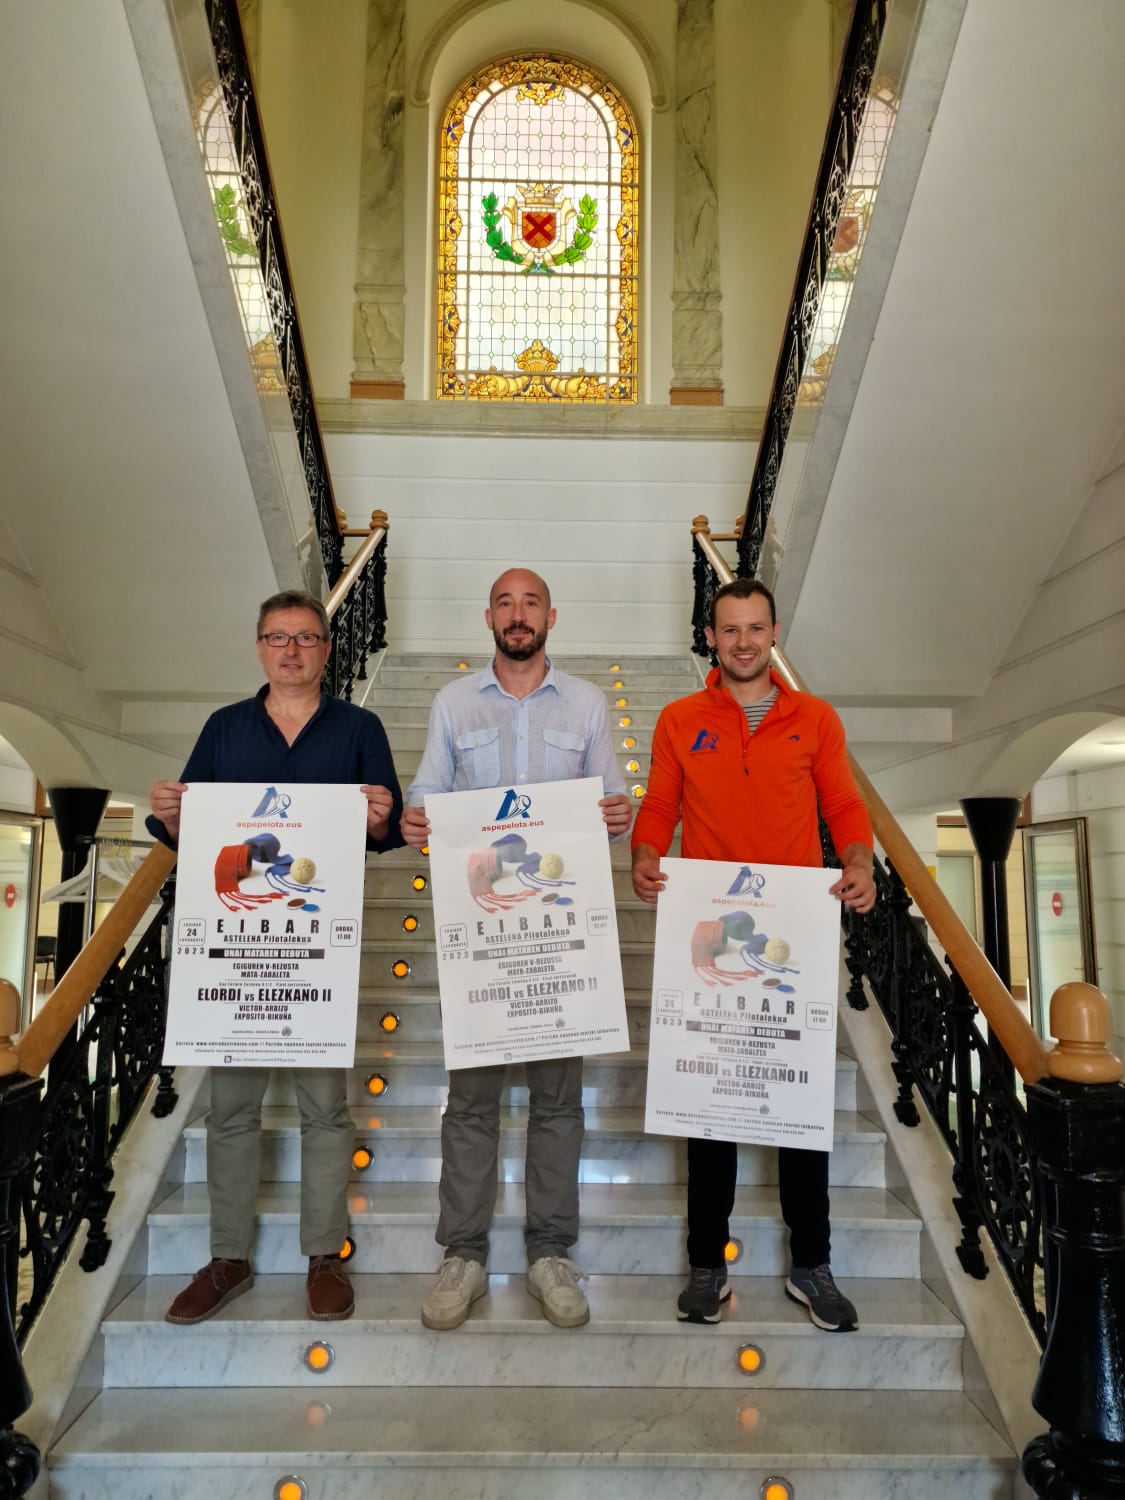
[327,428,754,652]
[1031,765,1125,1059]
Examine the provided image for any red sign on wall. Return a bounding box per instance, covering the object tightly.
[3,884,15,909]
[1050,891,1063,918]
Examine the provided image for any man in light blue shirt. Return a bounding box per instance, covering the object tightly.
[402,568,631,1331]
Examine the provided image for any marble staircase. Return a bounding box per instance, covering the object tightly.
[46,653,1018,1498]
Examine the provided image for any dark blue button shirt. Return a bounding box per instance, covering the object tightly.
[147,686,404,853]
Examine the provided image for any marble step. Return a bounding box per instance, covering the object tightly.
[50,1386,1012,1500]
[364,862,651,902]
[223,1041,860,1112]
[371,685,681,711]
[352,991,656,1044]
[379,705,663,732]
[358,938,656,989]
[180,1106,887,1187]
[145,1182,922,1277]
[101,1273,962,1391]
[376,667,700,692]
[378,653,698,673]
[363,899,657,944]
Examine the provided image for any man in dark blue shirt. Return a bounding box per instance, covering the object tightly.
[148,590,403,1324]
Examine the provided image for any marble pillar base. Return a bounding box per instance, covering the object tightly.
[669,385,725,406]
[350,380,406,400]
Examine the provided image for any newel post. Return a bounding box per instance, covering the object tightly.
[1022,982,1125,1499]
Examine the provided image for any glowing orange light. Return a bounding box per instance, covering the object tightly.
[623,737,636,749]
[619,716,632,727]
[352,1146,373,1170]
[366,1073,388,1095]
[402,915,419,932]
[420,845,430,857]
[762,1484,792,1500]
[724,1238,742,1264]
[276,1481,307,1500]
[613,680,624,688]
[631,785,645,798]
[458,662,468,670]
[379,1013,400,1033]
[392,959,410,979]
[304,1342,333,1372]
[615,697,628,708]
[738,1344,763,1374]
[611,664,621,672]
[412,875,427,891]
[339,1236,356,1262]
[626,760,640,773]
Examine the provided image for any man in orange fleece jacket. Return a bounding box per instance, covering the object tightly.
[632,577,876,1330]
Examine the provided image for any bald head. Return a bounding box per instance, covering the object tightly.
[486,568,556,662]
[488,568,551,611]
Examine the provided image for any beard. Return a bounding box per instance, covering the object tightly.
[494,622,548,661]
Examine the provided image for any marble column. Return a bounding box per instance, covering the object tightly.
[669,0,724,405]
[350,0,406,399]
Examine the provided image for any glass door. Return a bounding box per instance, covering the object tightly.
[0,813,44,1028]
[1022,818,1096,1041]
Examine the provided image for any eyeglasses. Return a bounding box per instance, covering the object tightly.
[257,631,327,649]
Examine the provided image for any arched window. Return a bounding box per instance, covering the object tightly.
[436,54,638,403]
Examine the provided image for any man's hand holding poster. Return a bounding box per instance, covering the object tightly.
[426,777,628,1069]
[163,783,367,1067]
[645,857,840,1150]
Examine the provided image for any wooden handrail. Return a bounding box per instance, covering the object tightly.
[324,510,388,619]
[16,844,177,1079]
[692,517,1055,1084]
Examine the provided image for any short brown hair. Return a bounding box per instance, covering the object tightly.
[257,590,330,639]
[710,577,776,629]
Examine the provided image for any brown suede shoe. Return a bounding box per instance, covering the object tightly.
[165,1258,253,1324]
[307,1254,355,1320]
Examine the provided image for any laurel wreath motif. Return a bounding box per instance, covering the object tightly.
[481,192,598,276]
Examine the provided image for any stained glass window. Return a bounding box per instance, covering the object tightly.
[436,55,638,403]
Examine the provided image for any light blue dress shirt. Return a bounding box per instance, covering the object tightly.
[407,660,627,814]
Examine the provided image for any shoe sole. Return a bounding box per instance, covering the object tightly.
[420,1277,488,1331]
[527,1283,590,1329]
[676,1285,732,1325]
[784,1280,857,1332]
[309,1298,356,1321]
[165,1272,254,1325]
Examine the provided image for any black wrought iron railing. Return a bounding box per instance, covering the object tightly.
[325,510,390,700]
[738,0,886,578]
[15,882,177,1343]
[204,0,345,587]
[824,836,1045,1337]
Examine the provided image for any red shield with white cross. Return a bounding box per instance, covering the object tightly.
[521,210,557,251]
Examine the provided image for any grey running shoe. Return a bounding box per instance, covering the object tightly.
[676,1266,731,1324]
[785,1263,858,1331]
[420,1256,488,1330]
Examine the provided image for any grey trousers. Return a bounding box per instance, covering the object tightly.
[437,1055,584,1265]
[206,1065,352,1260]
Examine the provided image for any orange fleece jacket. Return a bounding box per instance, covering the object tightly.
[632,668,873,867]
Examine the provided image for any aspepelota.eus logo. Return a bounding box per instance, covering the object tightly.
[494,788,532,821]
[251,786,292,820]
[727,865,766,897]
[690,729,718,753]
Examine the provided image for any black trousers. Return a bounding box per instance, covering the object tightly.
[686,1136,830,1270]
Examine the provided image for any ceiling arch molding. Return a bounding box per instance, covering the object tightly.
[410,0,668,110]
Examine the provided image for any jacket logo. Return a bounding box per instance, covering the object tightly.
[690,729,718,753]
[789,734,800,742]
[495,789,532,821]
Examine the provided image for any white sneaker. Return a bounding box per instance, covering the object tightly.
[420,1256,488,1330]
[527,1256,589,1328]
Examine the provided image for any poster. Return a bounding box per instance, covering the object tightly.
[163,782,367,1067]
[645,857,841,1150]
[426,777,629,1069]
